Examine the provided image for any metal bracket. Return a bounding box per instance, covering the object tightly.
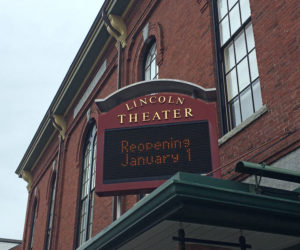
[254,162,266,193]
[173,228,252,250]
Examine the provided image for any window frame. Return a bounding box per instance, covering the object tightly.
[28,198,38,250]
[76,123,97,247]
[212,0,262,133]
[142,39,158,81]
[44,168,57,250]
[112,195,122,221]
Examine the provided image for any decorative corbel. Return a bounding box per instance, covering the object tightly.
[21,170,33,192]
[105,14,127,48]
[51,114,67,140]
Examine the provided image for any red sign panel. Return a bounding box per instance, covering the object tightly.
[96,93,220,196]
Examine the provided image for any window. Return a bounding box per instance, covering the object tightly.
[116,196,122,218]
[44,164,57,250]
[28,198,37,250]
[112,196,122,220]
[215,0,262,131]
[137,193,149,201]
[144,41,158,80]
[77,124,97,247]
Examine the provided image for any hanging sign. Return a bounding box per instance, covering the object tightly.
[96,93,220,196]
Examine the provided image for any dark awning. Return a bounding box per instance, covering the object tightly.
[78,172,300,250]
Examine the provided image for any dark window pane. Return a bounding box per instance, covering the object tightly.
[218,0,228,20]
[226,68,238,100]
[240,87,254,120]
[145,68,150,81]
[234,30,247,63]
[224,42,235,72]
[228,0,238,10]
[151,58,156,79]
[230,97,241,127]
[144,42,158,80]
[240,0,251,23]
[245,23,255,51]
[229,4,241,35]
[237,57,250,91]
[146,53,151,66]
[249,49,259,81]
[220,16,230,45]
[253,79,263,111]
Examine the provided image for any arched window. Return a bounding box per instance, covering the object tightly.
[44,165,57,250]
[77,124,97,247]
[144,41,158,80]
[28,198,38,250]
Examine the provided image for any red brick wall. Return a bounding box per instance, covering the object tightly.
[124,0,216,88]
[22,154,58,250]
[19,0,300,249]
[219,0,300,179]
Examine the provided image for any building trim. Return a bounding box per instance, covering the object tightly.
[15,0,134,176]
[218,104,268,145]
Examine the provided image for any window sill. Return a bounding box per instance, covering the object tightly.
[218,105,268,146]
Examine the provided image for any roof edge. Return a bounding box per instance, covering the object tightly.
[15,0,133,176]
[79,172,300,250]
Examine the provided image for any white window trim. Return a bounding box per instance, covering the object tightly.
[218,104,268,145]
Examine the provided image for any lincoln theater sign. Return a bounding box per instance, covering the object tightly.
[95,80,220,196]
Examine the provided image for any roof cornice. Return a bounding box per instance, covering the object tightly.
[16,0,134,176]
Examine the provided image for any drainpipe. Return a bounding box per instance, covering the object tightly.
[211,0,228,134]
[102,10,123,89]
[117,40,122,89]
[102,8,127,221]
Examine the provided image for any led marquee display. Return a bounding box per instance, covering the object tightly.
[103,121,212,184]
[96,92,220,196]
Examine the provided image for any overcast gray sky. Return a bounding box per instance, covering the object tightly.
[0,0,104,240]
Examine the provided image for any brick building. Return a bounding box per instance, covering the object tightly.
[15,0,300,249]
